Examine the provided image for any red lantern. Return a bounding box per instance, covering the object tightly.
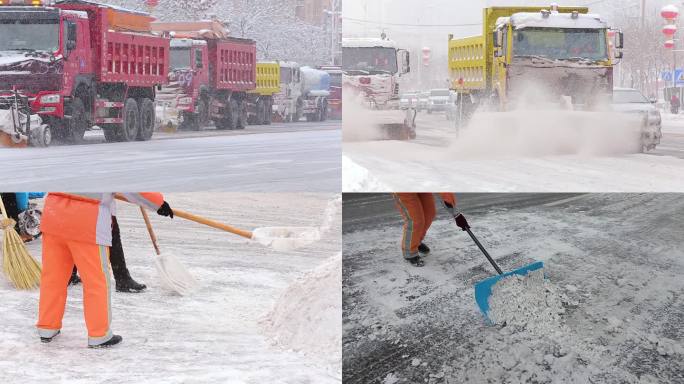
[145,0,158,7]
[665,40,675,49]
[422,46,431,67]
[661,5,679,21]
[663,24,677,36]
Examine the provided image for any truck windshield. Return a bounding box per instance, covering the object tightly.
[342,47,397,74]
[329,73,341,87]
[169,48,191,69]
[0,20,59,52]
[513,28,608,62]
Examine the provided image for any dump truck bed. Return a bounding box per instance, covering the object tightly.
[250,62,280,96]
[207,38,256,92]
[55,0,169,87]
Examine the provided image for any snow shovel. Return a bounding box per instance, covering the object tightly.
[140,207,198,295]
[170,208,321,251]
[463,226,544,323]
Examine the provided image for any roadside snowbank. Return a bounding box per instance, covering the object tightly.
[343,155,389,192]
[262,253,342,375]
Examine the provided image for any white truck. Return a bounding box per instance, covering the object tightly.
[341,37,415,140]
[273,61,330,122]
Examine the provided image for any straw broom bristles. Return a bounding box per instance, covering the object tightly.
[0,196,41,290]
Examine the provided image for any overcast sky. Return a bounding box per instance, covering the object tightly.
[343,0,683,50]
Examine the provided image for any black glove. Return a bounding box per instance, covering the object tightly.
[455,213,470,231]
[157,201,174,218]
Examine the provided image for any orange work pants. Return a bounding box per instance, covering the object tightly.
[37,233,113,346]
[394,193,437,259]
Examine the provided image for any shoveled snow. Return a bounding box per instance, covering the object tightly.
[0,192,341,383]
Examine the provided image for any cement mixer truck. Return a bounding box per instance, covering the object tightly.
[273,62,329,122]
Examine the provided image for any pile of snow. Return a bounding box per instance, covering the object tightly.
[343,155,388,191]
[261,253,342,375]
[488,269,566,334]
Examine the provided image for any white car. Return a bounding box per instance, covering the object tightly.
[612,87,662,151]
[427,88,450,113]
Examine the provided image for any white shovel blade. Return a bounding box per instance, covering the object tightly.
[251,227,321,251]
[153,252,198,296]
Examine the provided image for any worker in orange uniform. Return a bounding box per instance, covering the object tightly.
[36,193,174,348]
[393,193,470,267]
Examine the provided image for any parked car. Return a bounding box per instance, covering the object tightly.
[399,92,419,109]
[612,87,662,151]
[417,92,430,112]
[427,88,450,113]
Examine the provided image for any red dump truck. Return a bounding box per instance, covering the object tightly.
[151,21,257,130]
[0,0,169,143]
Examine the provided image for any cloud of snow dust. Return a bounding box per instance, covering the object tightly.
[341,89,387,141]
[449,83,644,158]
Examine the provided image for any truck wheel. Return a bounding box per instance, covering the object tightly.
[67,98,87,144]
[180,112,200,131]
[137,98,155,141]
[264,99,272,125]
[255,99,265,125]
[320,102,327,122]
[236,100,246,129]
[119,98,139,141]
[103,126,119,142]
[197,99,209,128]
[305,113,317,122]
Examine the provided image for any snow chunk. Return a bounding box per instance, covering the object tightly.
[342,155,389,192]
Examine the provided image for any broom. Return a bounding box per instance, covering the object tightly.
[0,195,41,289]
[140,207,197,295]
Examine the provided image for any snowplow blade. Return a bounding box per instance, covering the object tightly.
[378,123,415,140]
[0,131,28,148]
[474,260,544,324]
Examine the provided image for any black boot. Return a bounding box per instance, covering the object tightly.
[40,330,60,343]
[418,242,430,255]
[115,271,147,293]
[89,334,122,349]
[406,255,425,267]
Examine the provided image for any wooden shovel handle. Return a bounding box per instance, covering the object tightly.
[114,194,253,239]
[172,208,253,239]
[140,207,161,256]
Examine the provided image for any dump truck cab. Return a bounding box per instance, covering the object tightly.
[491,7,617,109]
[274,61,303,122]
[166,38,209,117]
[341,37,410,109]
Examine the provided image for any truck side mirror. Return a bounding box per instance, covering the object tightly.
[195,50,203,69]
[615,31,624,49]
[398,49,410,75]
[493,31,500,48]
[614,51,623,59]
[67,40,76,50]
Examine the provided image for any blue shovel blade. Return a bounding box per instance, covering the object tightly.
[473,261,544,324]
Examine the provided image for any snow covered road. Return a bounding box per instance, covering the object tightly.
[342,193,684,383]
[343,113,684,192]
[0,123,340,192]
[0,193,341,383]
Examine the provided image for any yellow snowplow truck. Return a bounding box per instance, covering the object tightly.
[449,5,621,113]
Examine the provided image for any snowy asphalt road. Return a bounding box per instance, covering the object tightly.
[342,193,684,383]
[0,121,340,191]
[0,193,341,383]
[343,112,684,192]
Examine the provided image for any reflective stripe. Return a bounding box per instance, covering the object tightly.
[88,329,113,346]
[37,328,60,338]
[88,245,113,347]
[394,195,414,259]
[120,193,160,211]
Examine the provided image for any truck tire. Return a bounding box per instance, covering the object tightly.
[264,98,272,125]
[119,98,139,142]
[236,99,246,129]
[197,98,209,128]
[137,98,155,141]
[255,99,265,125]
[320,100,328,122]
[67,98,87,144]
[103,126,119,143]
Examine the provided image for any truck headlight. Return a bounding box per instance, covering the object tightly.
[39,94,60,104]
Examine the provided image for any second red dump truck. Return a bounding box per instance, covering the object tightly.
[0,0,170,143]
[151,21,257,131]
